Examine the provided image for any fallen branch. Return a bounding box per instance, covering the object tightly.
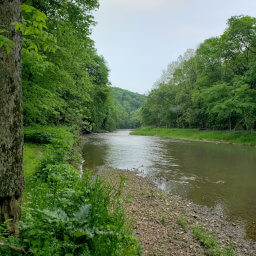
[0,242,27,254]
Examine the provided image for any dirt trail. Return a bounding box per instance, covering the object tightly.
[99,168,256,256]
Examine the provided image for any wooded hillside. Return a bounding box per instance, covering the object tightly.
[112,87,146,128]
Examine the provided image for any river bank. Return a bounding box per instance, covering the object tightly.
[131,127,256,146]
[0,127,141,255]
[98,168,256,256]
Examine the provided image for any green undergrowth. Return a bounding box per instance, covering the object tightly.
[23,143,45,176]
[177,217,235,256]
[23,143,46,204]
[0,126,141,256]
[131,127,256,146]
[24,126,76,144]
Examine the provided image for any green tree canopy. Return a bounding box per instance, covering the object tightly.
[140,15,256,133]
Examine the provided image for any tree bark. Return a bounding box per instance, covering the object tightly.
[0,0,24,233]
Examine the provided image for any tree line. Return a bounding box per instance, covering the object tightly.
[20,0,118,133]
[140,16,256,133]
[20,0,146,133]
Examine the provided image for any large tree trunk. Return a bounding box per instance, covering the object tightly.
[0,0,24,233]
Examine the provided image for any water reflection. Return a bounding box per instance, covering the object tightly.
[82,130,256,240]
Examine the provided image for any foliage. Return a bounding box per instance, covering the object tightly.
[27,0,99,36]
[0,29,15,53]
[140,16,256,133]
[24,126,75,144]
[0,127,141,255]
[111,87,146,129]
[13,4,57,52]
[0,3,56,54]
[4,1,140,133]
[21,1,118,133]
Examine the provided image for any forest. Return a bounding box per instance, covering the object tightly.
[111,87,146,129]
[140,16,256,133]
[20,0,118,133]
[19,1,144,132]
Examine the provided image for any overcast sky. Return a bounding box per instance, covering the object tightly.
[91,0,256,94]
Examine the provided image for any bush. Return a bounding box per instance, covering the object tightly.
[18,172,140,256]
[24,126,75,145]
[0,127,141,255]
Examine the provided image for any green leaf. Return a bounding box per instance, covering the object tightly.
[74,231,87,238]
[0,35,15,53]
[0,29,8,34]
[73,204,91,222]
[11,22,22,32]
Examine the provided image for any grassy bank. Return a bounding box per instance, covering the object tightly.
[131,127,256,146]
[0,126,141,256]
[24,143,45,176]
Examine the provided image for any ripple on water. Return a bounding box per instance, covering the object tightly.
[82,130,256,241]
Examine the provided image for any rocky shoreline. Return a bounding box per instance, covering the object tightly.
[98,168,256,256]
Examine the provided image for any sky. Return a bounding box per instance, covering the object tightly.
[91,0,256,94]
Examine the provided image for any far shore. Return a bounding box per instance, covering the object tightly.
[130,127,256,146]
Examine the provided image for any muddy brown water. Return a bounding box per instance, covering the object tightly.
[82,130,256,241]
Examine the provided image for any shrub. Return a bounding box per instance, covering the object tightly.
[23,126,75,145]
[0,127,141,255]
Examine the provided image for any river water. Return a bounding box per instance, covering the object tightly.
[82,130,256,241]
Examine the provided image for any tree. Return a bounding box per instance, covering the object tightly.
[0,0,24,233]
[140,15,256,132]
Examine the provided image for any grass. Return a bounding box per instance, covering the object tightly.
[23,143,46,204]
[177,217,235,256]
[131,127,256,146]
[193,226,235,256]
[177,216,188,232]
[23,143,45,176]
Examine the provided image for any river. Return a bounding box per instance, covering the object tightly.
[82,129,256,241]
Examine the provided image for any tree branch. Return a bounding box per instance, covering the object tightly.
[0,242,27,254]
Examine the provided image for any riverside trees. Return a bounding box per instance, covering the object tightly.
[22,0,118,132]
[141,16,256,132]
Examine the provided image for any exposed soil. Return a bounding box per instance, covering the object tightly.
[98,168,256,256]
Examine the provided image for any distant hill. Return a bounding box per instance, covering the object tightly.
[111,87,146,128]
